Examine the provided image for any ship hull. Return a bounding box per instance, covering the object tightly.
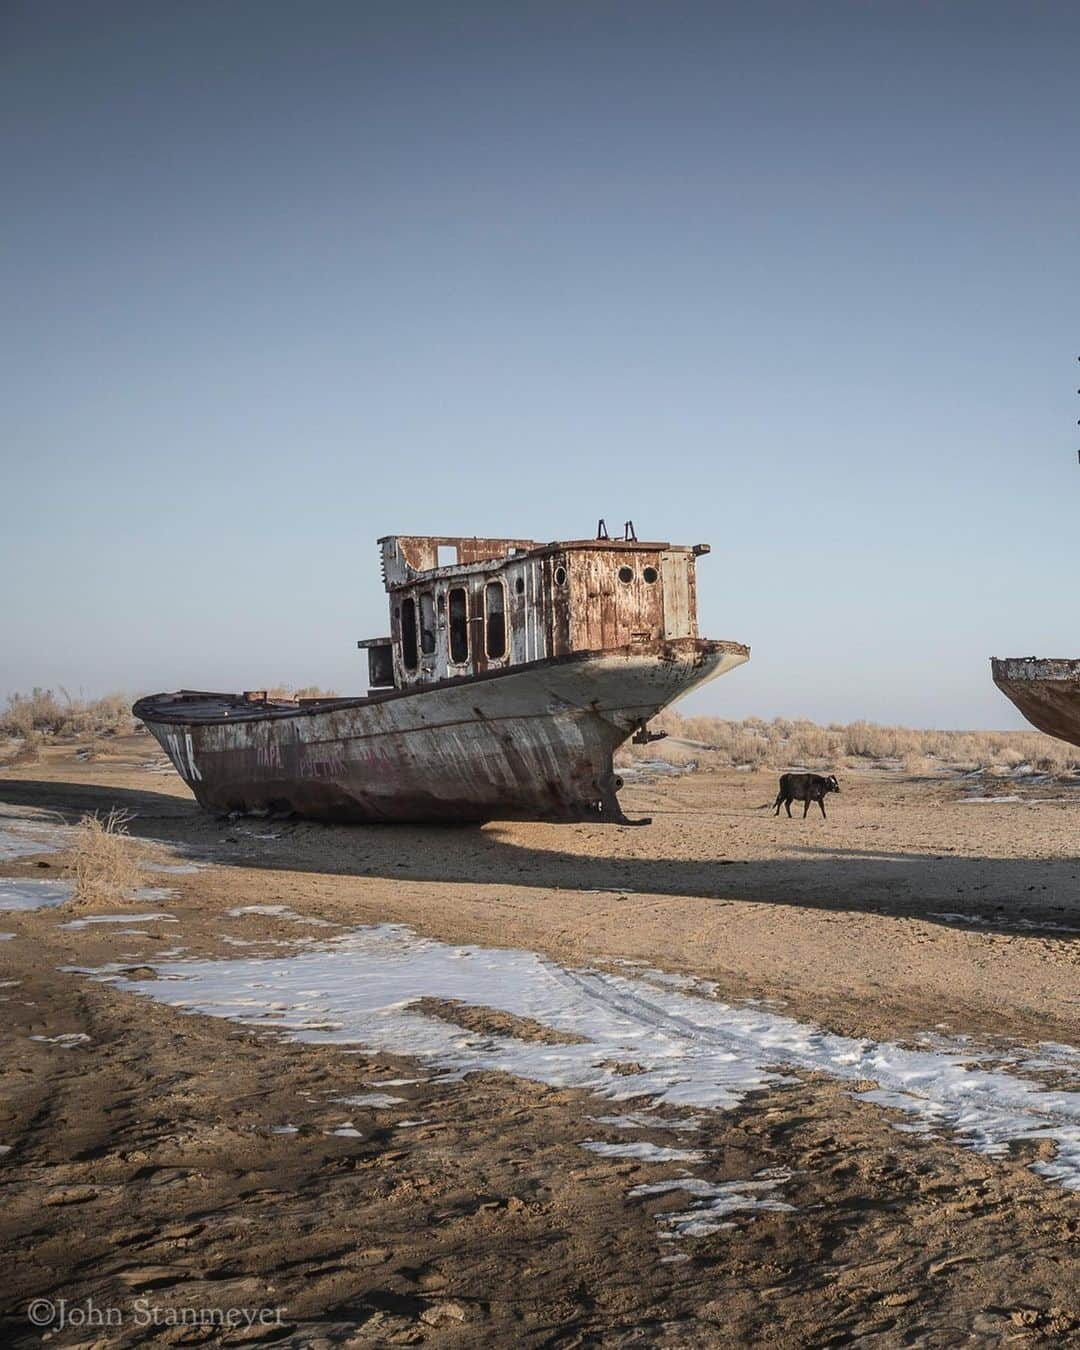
[991,658,1080,750]
[135,639,749,824]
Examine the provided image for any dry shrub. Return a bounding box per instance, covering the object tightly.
[0,688,135,740]
[55,690,135,739]
[2,731,45,766]
[0,688,64,737]
[72,808,139,908]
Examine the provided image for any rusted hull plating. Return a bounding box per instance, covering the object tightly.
[136,640,749,824]
[991,657,1080,749]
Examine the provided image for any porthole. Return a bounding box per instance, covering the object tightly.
[554,565,567,586]
[642,566,659,584]
[618,565,634,584]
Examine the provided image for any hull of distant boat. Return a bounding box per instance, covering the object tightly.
[991,657,1080,749]
[134,638,749,824]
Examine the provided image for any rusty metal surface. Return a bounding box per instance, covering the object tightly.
[566,548,668,652]
[381,536,540,586]
[991,657,1080,749]
[381,538,701,689]
[136,640,749,824]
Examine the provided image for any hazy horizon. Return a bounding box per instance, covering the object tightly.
[3,2,1078,729]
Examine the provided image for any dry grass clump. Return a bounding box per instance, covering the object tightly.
[1,731,44,767]
[71,808,140,908]
[631,714,1080,776]
[0,688,64,738]
[0,688,136,741]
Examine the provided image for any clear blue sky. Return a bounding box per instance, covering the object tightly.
[2,1,1077,727]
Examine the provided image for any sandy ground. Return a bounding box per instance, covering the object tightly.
[2,736,1079,1346]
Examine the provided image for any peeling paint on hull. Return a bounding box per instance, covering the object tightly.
[136,640,749,824]
[992,658,1080,750]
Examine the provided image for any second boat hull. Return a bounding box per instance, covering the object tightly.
[991,657,1080,749]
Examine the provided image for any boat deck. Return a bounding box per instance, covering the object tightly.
[133,690,360,723]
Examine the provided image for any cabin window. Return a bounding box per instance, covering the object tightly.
[554,565,567,586]
[419,592,436,656]
[485,581,507,659]
[515,576,524,595]
[401,598,418,671]
[618,565,634,584]
[448,587,469,664]
[643,565,659,584]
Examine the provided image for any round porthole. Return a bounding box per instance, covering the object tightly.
[642,566,659,584]
[554,565,567,586]
[618,565,634,584]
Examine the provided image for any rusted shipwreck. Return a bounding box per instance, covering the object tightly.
[991,658,1080,749]
[134,528,749,824]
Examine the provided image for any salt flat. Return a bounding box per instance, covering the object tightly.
[1,735,1079,1345]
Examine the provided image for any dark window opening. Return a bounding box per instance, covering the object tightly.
[642,566,659,584]
[449,587,469,664]
[401,598,418,671]
[485,581,507,659]
[419,592,436,655]
[554,565,567,586]
[367,643,394,687]
[618,565,634,584]
[515,576,525,595]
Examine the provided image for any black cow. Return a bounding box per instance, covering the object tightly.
[773,772,840,819]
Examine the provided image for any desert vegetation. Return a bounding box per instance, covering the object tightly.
[3,686,1076,778]
[625,711,1080,776]
[71,807,140,908]
[0,688,136,743]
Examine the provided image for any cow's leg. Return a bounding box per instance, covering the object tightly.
[785,798,793,817]
[819,798,827,819]
[773,794,782,816]
[803,799,810,818]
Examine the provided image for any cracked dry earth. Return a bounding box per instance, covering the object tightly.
[2,738,1080,1346]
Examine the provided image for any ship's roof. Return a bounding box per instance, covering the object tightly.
[378,533,705,588]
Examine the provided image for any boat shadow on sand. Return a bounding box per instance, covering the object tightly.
[2,777,1079,942]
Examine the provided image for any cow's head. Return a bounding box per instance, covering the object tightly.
[826,775,840,793]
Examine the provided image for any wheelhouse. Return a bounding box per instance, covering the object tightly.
[358,528,711,692]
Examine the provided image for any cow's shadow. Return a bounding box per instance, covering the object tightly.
[3,776,1078,940]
